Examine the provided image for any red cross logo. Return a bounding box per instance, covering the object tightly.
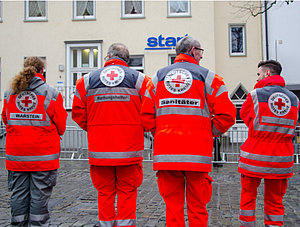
[107,71,118,81]
[172,75,185,87]
[21,96,32,107]
[274,98,286,110]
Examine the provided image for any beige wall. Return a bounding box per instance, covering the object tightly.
[0,1,262,108]
[214,1,263,94]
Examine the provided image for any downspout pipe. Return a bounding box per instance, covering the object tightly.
[264,0,269,60]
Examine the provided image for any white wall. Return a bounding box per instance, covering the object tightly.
[266,1,300,85]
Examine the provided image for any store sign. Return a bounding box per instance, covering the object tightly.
[145,34,188,50]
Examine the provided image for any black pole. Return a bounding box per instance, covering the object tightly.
[265,1,269,60]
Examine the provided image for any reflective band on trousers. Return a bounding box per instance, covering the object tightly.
[240,209,255,217]
[251,90,295,135]
[6,153,59,162]
[157,107,210,118]
[239,220,255,227]
[240,150,293,163]
[30,213,50,221]
[238,162,293,175]
[265,225,281,227]
[99,220,116,227]
[265,213,284,222]
[12,214,27,223]
[154,154,211,164]
[116,219,137,226]
[89,150,143,159]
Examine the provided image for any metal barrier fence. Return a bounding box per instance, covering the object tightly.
[0,126,299,164]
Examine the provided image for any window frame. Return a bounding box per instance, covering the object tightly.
[0,0,2,23]
[73,0,96,21]
[229,24,247,57]
[168,54,176,65]
[24,0,48,22]
[167,0,191,18]
[128,55,144,73]
[65,41,102,109]
[121,0,145,19]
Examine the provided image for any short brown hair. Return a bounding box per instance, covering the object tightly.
[258,60,282,75]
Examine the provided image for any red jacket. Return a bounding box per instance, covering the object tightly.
[141,54,236,172]
[238,75,299,179]
[2,74,67,171]
[72,58,150,166]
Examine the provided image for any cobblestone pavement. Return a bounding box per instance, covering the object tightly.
[0,159,300,227]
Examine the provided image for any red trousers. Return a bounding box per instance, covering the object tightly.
[239,175,288,227]
[157,170,213,227]
[90,164,143,227]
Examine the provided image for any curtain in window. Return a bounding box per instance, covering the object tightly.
[170,0,188,14]
[29,0,46,17]
[76,0,94,16]
[125,0,142,14]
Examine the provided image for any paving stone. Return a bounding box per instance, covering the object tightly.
[1,159,300,226]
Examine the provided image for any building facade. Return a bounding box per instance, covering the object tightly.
[0,0,263,127]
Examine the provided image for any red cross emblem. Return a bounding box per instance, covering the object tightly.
[107,71,118,80]
[274,98,286,110]
[172,75,185,87]
[21,96,32,107]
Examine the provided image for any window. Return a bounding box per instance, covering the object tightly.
[121,0,144,18]
[65,41,102,108]
[168,54,176,65]
[0,0,2,22]
[25,0,47,21]
[128,55,144,73]
[73,0,95,20]
[230,83,248,124]
[229,24,246,56]
[168,0,191,17]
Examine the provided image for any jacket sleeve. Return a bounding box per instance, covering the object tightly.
[206,73,237,137]
[71,77,88,131]
[140,78,156,134]
[47,92,68,136]
[137,73,151,97]
[240,92,255,128]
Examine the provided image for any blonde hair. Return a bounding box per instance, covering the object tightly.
[11,57,45,94]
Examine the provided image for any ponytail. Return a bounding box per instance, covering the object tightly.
[10,56,45,94]
[10,66,37,94]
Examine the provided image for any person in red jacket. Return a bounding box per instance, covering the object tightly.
[1,56,68,226]
[72,43,150,227]
[141,36,236,227]
[238,60,299,227]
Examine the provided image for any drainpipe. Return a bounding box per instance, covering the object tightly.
[264,0,269,60]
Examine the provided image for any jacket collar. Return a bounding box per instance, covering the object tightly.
[35,73,46,82]
[28,74,45,90]
[104,57,129,67]
[174,53,199,65]
[254,75,285,89]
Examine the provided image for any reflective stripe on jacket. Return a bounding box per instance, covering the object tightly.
[71,58,150,166]
[238,75,299,179]
[141,54,236,172]
[2,74,68,171]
